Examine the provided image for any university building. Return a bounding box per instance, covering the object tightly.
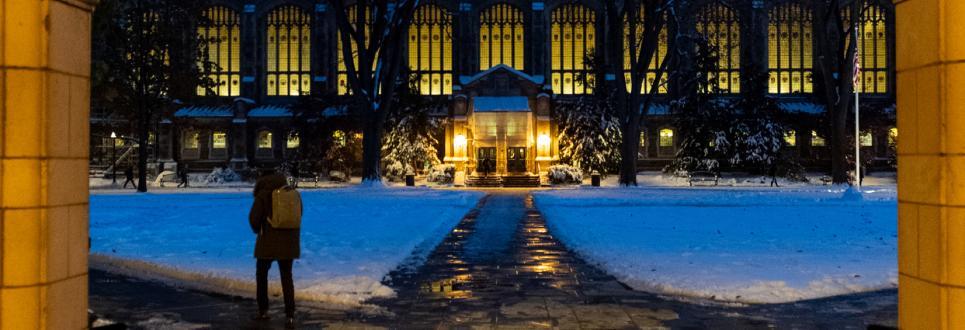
[91,0,897,178]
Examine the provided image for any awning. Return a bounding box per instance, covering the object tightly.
[473,96,530,113]
[174,106,232,118]
[248,105,292,118]
[779,102,826,114]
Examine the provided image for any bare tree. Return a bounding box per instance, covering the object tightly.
[601,0,676,186]
[330,0,421,185]
[813,0,864,184]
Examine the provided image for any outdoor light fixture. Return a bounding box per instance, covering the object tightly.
[537,134,550,156]
[454,134,467,158]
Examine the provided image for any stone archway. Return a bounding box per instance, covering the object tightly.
[0,0,97,328]
[895,0,965,328]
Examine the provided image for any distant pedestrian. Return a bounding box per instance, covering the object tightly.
[177,165,189,188]
[768,162,780,187]
[860,165,866,186]
[249,168,302,328]
[123,165,137,189]
[290,162,300,188]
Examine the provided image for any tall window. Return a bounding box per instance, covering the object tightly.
[625,6,668,94]
[695,4,740,93]
[409,5,453,95]
[480,3,525,70]
[198,7,241,96]
[337,5,374,95]
[768,3,813,94]
[551,4,596,95]
[266,6,311,96]
[847,4,888,94]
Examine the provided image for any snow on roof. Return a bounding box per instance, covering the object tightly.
[248,105,292,117]
[458,64,545,86]
[322,106,347,117]
[174,105,233,118]
[779,102,826,114]
[473,96,530,112]
[641,103,670,115]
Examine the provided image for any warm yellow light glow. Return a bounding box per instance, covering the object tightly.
[659,128,673,147]
[696,4,740,93]
[410,5,453,95]
[212,131,227,149]
[338,5,374,95]
[480,3,525,70]
[846,5,889,94]
[184,131,200,149]
[258,131,273,149]
[198,6,241,96]
[811,130,826,147]
[888,127,898,146]
[287,135,300,149]
[768,3,813,94]
[537,134,551,156]
[267,6,311,96]
[784,130,797,147]
[551,4,595,94]
[860,131,874,147]
[624,6,668,94]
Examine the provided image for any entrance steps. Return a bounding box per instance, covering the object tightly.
[466,175,540,188]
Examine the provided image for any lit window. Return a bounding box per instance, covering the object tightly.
[183,131,200,149]
[551,4,595,95]
[811,130,826,147]
[768,3,813,94]
[860,131,874,147]
[287,134,300,149]
[785,130,797,146]
[639,131,646,147]
[624,6,668,94]
[258,131,273,149]
[266,6,311,96]
[659,129,674,147]
[480,3,525,70]
[696,4,740,93]
[337,5,374,95]
[333,130,347,146]
[845,5,889,94]
[212,131,227,149]
[197,6,241,96]
[409,5,453,95]
[888,127,898,146]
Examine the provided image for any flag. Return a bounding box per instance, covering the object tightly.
[852,49,862,89]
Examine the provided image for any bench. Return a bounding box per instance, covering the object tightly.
[820,176,833,185]
[689,171,719,186]
[291,173,320,188]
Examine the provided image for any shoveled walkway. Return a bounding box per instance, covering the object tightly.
[89,191,897,329]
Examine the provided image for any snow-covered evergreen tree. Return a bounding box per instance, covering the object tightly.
[380,79,445,181]
[554,97,622,177]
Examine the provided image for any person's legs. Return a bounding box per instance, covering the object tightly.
[256,259,272,315]
[278,259,295,317]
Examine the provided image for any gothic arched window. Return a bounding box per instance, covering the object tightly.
[198,6,241,96]
[409,5,453,95]
[551,4,596,95]
[768,3,813,94]
[480,3,525,70]
[337,5,373,95]
[696,3,741,93]
[266,5,311,96]
[625,6,668,94]
[847,3,889,94]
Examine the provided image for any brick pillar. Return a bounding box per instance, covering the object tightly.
[895,0,965,328]
[1,0,96,329]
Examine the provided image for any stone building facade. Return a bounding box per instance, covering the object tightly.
[92,0,898,177]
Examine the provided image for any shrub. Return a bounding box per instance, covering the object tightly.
[203,167,241,184]
[547,165,583,185]
[427,164,455,184]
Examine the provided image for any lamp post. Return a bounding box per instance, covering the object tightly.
[111,131,117,185]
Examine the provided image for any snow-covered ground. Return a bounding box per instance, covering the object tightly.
[533,185,897,304]
[89,187,484,307]
[596,171,897,188]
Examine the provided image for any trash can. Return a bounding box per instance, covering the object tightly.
[405,174,416,187]
[591,171,601,187]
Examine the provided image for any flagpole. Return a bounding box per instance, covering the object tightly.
[854,17,861,188]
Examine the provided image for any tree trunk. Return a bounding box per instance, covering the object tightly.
[619,116,641,186]
[831,100,851,183]
[361,109,383,184]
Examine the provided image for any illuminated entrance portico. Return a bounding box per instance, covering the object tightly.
[446,65,556,185]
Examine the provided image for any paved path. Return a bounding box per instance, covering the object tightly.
[90,191,897,329]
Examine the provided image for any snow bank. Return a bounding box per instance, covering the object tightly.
[90,188,484,308]
[533,186,897,304]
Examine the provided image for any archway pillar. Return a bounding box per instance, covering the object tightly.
[895,0,965,328]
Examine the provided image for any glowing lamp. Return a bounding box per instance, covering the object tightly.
[537,134,550,156]
[110,131,117,138]
[454,134,467,158]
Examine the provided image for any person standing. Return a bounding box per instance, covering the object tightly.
[177,165,189,188]
[248,168,302,328]
[123,165,137,189]
[768,162,780,187]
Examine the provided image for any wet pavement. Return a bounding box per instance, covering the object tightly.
[90,191,897,329]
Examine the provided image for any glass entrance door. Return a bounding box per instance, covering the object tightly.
[507,147,526,173]
[476,147,496,176]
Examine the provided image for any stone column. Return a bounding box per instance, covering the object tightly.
[895,0,965,328]
[1,0,96,329]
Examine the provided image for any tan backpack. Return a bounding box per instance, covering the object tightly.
[269,186,302,229]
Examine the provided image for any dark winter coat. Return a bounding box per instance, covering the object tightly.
[249,173,301,260]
